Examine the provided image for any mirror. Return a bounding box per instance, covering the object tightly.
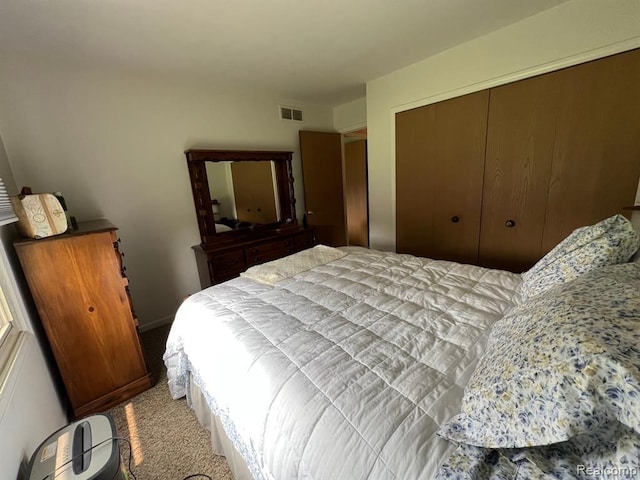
[205,161,280,232]
[185,149,298,245]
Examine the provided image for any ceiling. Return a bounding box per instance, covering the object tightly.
[0,0,569,106]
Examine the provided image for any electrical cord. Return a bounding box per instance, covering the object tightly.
[120,437,137,480]
[38,432,212,480]
[119,437,212,480]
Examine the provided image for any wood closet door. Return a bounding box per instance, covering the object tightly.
[231,161,278,224]
[479,71,564,271]
[541,49,640,252]
[480,48,640,271]
[396,91,488,264]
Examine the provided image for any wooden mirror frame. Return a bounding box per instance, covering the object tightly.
[185,149,298,245]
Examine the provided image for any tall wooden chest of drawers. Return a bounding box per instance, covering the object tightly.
[14,219,153,418]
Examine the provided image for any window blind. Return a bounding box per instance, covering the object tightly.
[0,178,17,226]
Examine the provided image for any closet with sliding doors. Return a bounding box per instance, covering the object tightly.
[396,48,640,272]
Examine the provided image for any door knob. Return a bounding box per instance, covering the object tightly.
[305,211,315,215]
[505,220,516,228]
[451,216,460,223]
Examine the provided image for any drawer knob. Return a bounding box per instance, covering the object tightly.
[451,216,460,223]
[505,219,516,228]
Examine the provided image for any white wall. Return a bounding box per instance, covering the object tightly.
[333,97,366,133]
[0,133,67,480]
[206,162,236,219]
[0,333,67,479]
[0,58,334,328]
[367,0,640,251]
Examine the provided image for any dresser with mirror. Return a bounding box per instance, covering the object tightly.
[186,149,315,288]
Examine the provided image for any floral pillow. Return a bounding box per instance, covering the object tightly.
[437,422,640,479]
[521,214,639,299]
[438,263,640,449]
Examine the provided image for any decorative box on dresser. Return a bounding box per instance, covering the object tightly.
[14,219,153,418]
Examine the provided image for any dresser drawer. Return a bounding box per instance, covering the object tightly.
[245,238,295,266]
[194,229,317,287]
[110,231,126,277]
[211,249,247,279]
[110,231,135,320]
[294,230,315,251]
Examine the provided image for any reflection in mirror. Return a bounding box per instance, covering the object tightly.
[206,161,280,232]
[186,149,297,245]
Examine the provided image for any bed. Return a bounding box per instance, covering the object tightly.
[164,214,640,479]
[214,223,233,233]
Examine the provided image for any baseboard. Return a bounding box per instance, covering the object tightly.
[138,315,174,333]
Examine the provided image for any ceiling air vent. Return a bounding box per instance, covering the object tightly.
[280,105,303,122]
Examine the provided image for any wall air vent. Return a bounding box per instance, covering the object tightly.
[280,105,303,122]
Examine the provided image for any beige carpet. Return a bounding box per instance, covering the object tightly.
[109,324,234,480]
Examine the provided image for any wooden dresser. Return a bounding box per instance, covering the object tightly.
[193,227,315,288]
[14,219,153,418]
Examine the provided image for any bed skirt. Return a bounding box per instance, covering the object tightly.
[188,374,254,480]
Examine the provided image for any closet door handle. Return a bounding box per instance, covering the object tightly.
[451,216,460,223]
[505,219,516,228]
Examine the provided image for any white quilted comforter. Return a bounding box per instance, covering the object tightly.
[164,248,521,480]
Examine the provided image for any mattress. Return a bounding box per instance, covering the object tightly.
[164,248,522,479]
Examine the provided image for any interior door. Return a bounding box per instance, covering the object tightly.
[396,90,489,264]
[299,130,348,246]
[344,139,369,247]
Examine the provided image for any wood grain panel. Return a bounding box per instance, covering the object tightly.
[542,49,640,252]
[396,48,640,271]
[231,161,278,224]
[396,90,489,264]
[396,106,430,256]
[299,130,347,246]
[344,140,369,247]
[478,72,564,271]
[15,227,150,413]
